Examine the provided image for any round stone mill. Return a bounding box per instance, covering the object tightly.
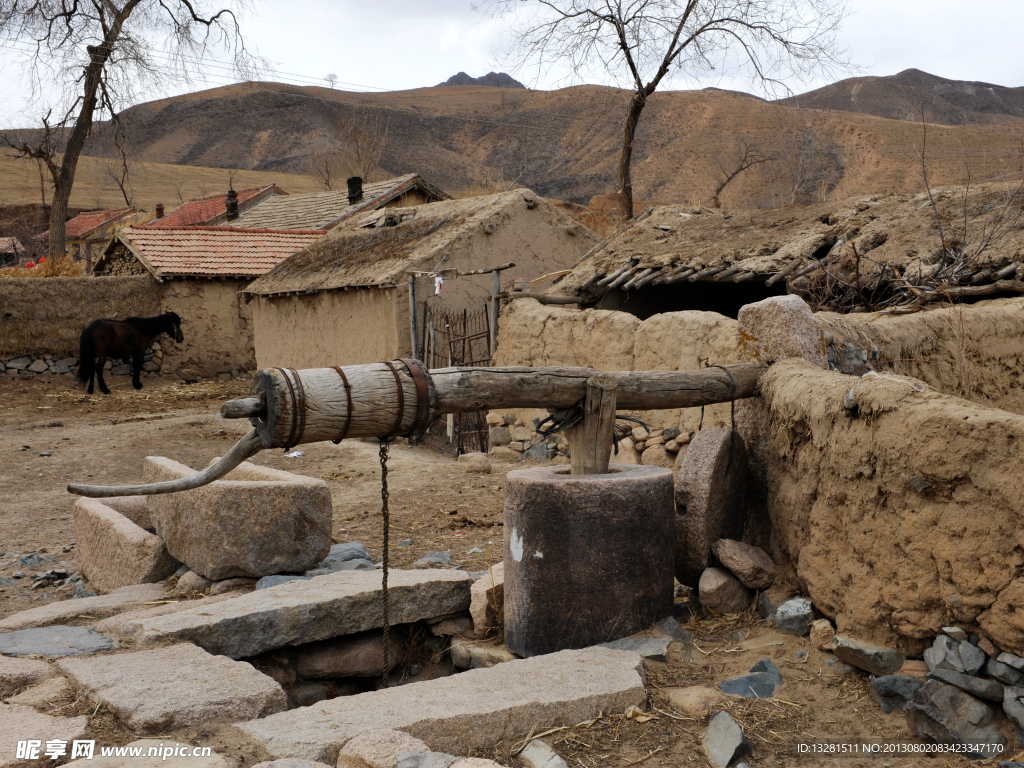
[502,377,676,657]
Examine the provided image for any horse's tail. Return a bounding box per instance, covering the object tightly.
[76,325,95,387]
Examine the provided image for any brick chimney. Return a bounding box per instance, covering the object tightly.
[226,189,239,220]
[347,176,363,205]
[155,203,165,219]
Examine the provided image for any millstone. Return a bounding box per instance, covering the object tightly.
[503,464,674,657]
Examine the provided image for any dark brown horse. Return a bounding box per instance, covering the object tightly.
[77,312,183,394]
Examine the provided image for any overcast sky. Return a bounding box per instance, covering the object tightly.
[1,0,1023,126]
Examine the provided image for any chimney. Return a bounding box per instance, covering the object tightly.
[155,203,165,219]
[347,176,364,205]
[226,189,239,220]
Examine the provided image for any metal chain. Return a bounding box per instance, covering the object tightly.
[379,437,391,689]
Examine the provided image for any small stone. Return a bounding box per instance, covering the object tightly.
[600,636,672,661]
[795,651,808,660]
[8,675,71,707]
[655,616,693,643]
[321,542,372,566]
[664,685,729,715]
[256,575,310,590]
[395,753,459,768]
[0,656,55,696]
[710,539,777,589]
[943,626,969,642]
[833,636,904,677]
[509,441,525,452]
[486,412,504,426]
[718,673,776,699]
[398,539,413,547]
[428,616,474,638]
[663,428,681,441]
[631,426,650,442]
[869,675,925,713]
[414,551,453,567]
[1003,685,1024,744]
[749,658,784,687]
[0,625,115,657]
[827,658,858,674]
[698,567,751,615]
[176,570,213,594]
[519,739,567,768]
[338,729,430,768]
[959,641,986,676]
[470,562,504,639]
[520,441,553,461]
[640,444,674,468]
[449,637,517,669]
[703,710,752,768]
[998,652,1024,671]
[293,630,402,679]
[984,657,1024,686]
[756,592,775,621]
[210,577,256,595]
[979,636,999,657]
[458,453,491,474]
[928,668,1004,702]
[925,635,966,673]
[774,597,813,636]
[809,619,835,651]
[899,660,931,679]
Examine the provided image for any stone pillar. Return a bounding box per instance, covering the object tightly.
[503,464,675,657]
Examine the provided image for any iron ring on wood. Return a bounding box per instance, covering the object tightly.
[397,358,432,439]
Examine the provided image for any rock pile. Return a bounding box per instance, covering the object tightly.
[2,341,162,378]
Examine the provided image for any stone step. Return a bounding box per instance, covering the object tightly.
[235,646,646,764]
[0,584,169,632]
[116,570,473,659]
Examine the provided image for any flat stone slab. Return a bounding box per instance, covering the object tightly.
[599,637,671,661]
[57,643,287,731]
[8,676,71,707]
[65,739,231,768]
[0,705,88,768]
[116,570,473,659]
[718,673,776,699]
[0,626,115,657]
[95,594,239,637]
[0,656,54,696]
[235,646,646,764]
[0,584,169,632]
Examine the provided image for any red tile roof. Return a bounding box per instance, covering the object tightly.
[144,185,285,229]
[109,226,327,279]
[38,207,135,241]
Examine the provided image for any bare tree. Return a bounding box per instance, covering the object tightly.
[307,146,342,191]
[480,0,849,219]
[757,117,843,207]
[94,118,138,206]
[0,1,262,259]
[338,108,390,181]
[711,136,770,207]
[325,73,338,89]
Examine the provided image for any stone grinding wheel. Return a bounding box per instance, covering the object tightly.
[503,464,675,658]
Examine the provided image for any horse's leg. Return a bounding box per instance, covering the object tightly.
[131,349,144,390]
[87,365,95,395]
[96,355,111,395]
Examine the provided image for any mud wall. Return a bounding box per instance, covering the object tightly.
[493,297,739,431]
[818,298,1024,415]
[159,280,255,377]
[252,288,400,369]
[757,358,1024,656]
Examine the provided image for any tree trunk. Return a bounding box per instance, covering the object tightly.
[618,91,647,221]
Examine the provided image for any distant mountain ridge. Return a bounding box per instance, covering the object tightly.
[783,68,1024,125]
[439,72,525,89]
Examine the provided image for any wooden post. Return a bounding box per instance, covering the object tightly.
[407,274,419,360]
[567,376,618,475]
[489,269,500,357]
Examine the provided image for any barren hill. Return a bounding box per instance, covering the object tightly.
[784,69,1024,125]
[35,74,1024,209]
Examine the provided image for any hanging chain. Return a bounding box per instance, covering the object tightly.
[378,437,391,689]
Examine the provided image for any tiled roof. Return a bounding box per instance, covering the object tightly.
[233,174,449,231]
[143,185,286,229]
[0,237,25,255]
[38,207,135,242]
[109,226,328,279]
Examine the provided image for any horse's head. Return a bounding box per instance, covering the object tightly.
[165,311,184,343]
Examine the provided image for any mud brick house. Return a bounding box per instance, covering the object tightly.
[94,226,327,375]
[242,189,600,369]
[36,206,139,269]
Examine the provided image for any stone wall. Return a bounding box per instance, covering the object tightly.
[3,341,164,379]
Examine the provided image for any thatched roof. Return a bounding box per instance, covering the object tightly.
[555,182,1024,309]
[244,189,547,296]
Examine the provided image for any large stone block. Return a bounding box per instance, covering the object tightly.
[144,457,333,580]
[737,295,827,368]
[675,429,747,587]
[0,656,54,696]
[116,569,473,659]
[0,705,87,768]
[235,647,646,764]
[73,498,179,592]
[0,584,170,632]
[57,644,287,731]
[470,563,504,639]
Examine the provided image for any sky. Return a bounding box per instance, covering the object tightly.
[1,0,1023,127]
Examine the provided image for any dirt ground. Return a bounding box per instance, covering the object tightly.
[1,374,1018,768]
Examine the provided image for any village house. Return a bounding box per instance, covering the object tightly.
[93,226,328,375]
[0,236,26,267]
[36,206,139,269]
[230,173,449,231]
[241,189,600,369]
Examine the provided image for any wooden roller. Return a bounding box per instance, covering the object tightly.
[68,359,767,498]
